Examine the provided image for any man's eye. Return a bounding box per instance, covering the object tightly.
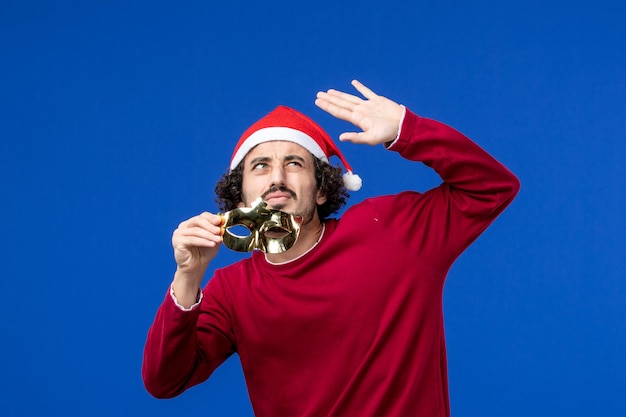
[287,161,302,167]
[253,163,268,170]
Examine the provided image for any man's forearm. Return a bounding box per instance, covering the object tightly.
[171,268,203,309]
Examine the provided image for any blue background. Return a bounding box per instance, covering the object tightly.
[1,1,624,416]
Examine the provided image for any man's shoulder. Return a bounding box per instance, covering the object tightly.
[341,192,423,216]
[201,257,259,305]
[331,192,426,231]
[213,255,255,276]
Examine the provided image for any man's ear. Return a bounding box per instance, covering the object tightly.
[316,190,327,206]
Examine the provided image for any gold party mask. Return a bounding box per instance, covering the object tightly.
[220,198,302,254]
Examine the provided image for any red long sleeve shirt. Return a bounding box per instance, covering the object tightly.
[143,110,520,417]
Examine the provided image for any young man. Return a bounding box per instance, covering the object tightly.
[143,80,520,417]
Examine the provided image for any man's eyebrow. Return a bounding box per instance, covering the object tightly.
[248,156,271,166]
[284,154,306,163]
[248,154,307,166]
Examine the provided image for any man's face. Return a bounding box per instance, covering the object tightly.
[240,141,327,224]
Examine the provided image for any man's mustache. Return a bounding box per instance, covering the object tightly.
[262,186,297,200]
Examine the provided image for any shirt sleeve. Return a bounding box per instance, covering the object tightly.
[142,275,236,398]
[377,108,520,266]
[384,105,406,149]
[169,282,203,311]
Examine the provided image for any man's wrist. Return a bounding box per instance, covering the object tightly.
[170,283,202,311]
[385,105,406,149]
[171,269,204,310]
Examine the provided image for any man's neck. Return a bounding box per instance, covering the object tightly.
[265,217,325,264]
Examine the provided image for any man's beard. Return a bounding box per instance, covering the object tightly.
[261,186,317,225]
[261,186,296,212]
[262,186,297,200]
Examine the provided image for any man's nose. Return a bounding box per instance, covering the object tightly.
[269,165,286,187]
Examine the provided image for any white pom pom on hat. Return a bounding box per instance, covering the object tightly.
[230,105,362,191]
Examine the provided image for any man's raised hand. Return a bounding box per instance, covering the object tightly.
[315,80,404,146]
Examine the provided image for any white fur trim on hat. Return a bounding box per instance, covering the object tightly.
[230,127,329,170]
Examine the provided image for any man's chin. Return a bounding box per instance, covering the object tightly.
[267,203,289,212]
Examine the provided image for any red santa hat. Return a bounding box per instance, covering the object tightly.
[229,105,362,191]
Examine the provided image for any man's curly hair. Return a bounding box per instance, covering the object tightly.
[215,157,349,219]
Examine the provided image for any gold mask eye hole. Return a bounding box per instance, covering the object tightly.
[224,224,253,238]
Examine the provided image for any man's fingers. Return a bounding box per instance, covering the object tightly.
[316,89,361,111]
[176,235,221,248]
[174,227,222,247]
[324,88,362,106]
[315,96,355,123]
[339,131,372,144]
[350,79,377,100]
[199,212,225,226]
[175,212,225,247]
[177,225,222,240]
[338,132,359,143]
[179,213,222,231]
